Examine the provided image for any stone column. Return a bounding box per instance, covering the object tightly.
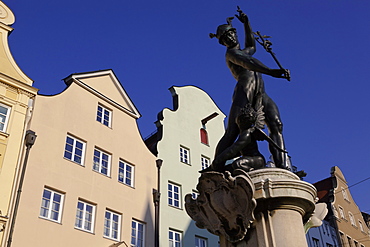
[241,168,316,247]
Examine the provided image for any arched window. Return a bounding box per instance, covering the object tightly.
[200,128,208,145]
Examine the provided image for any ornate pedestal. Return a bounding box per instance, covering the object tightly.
[186,168,317,247]
[242,168,316,247]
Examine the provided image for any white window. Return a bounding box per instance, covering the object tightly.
[75,200,95,232]
[195,236,207,247]
[332,204,339,218]
[168,182,181,208]
[131,220,145,247]
[201,156,210,170]
[93,148,111,176]
[64,135,86,165]
[0,104,10,132]
[341,187,349,201]
[338,205,345,219]
[97,104,112,127]
[180,146,190,164]
[349,212,356,226]
[359,220,364,232]
[104,210,121,240]
[118,160,134,187]
[39,188,64,223]
[169,229,182,247]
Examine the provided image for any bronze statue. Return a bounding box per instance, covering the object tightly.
[209,7,291,171]
[201,104,287,173]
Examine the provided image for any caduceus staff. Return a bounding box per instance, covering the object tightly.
[253,30,291,81]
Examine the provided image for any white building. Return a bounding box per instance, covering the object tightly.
[145,86,225,246]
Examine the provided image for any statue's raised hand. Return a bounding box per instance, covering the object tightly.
[235,6,248,23]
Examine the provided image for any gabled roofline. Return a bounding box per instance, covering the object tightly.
[63,69,141,119]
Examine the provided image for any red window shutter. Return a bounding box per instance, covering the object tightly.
[200,128,208,145]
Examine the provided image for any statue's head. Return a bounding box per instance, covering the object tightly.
[210,17,238,47]
[236,104,257,130]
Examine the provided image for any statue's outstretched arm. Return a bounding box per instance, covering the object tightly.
[227,50,287,79]
[235,6,256,54]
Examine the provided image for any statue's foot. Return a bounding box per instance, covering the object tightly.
[294,170,307,179]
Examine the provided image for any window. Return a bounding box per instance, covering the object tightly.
[118,160,134,187]
[338,205,345,219]
[97,104,112,127]
[347,236,353,247]
[64,135,86,165]
[354,240,359,247]
[169,229,182,247]
[192,190,199,199]
[195,236,207,247]
[131,220,145,247]
[349,212,356,226]
[359,220,364,232]
[180,146,190,164]
[312,238,320,247]
[75,200,95,232]
[342,187,349,201]
[332,204,339,218]
[326,244,333,247]
[93,148,111,176]
[339,232,346,247]
[104,210,121,240]
[200,128,208,145]
[39,188,64,223]
[168,183,181,208]
[0,104,10,132]
[201,156,210,170]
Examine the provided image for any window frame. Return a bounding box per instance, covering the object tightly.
[0,103,11,133]
[201,156,210,170]
[96,104,112,127]
[169,229,182,247]
[39,188,64,223]
[104,209,121,241]
[200,128,209,145]
[93,147,111,176]
[195,236,207,247]
[359,220,364,232]
[349,211,356,226]
[312,237,320,247]
[75,200,96,233]
[131,219,145,247]
[118,160,134,187]
[179,146,190,164]
[168,182,181,209]
[341,187,349,201]
[64,135,86,165]
[338,205,345,219]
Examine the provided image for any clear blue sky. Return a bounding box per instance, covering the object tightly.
[5,0,370,212]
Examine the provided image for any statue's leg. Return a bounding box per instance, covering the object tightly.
[262,94,291,170]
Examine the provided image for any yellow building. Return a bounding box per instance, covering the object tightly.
[8,70,157,246]
[0,1,38,244]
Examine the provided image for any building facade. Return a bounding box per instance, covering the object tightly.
[312,166,370,247]
[7,70,157,246]
[145,86,225,246]
[0,2,38,244]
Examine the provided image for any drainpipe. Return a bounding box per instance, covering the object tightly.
[153,159,162,247]
[6,130,36,247]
